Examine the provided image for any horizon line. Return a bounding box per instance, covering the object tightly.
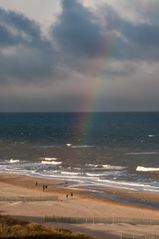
[0,111,159,113]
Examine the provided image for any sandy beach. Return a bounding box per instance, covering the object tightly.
[0,173,159,239]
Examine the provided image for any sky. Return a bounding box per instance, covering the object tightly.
[0,0,159,112]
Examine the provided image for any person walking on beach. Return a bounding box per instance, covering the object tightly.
[43,185,47,191]
[70,192,73,198]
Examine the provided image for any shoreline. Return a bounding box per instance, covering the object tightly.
[1,173,159,238]
[1,172,159,209]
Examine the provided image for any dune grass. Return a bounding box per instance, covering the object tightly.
[0,215,95,239]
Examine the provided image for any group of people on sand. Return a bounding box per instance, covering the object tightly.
[66,192,73,199]
[35,181,48,191]
[35,181,74,199]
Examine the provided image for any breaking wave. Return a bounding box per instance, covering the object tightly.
[41,161,62,165]
[42,157,58,161]
[102,165,126,170]
[136,166,159,172]
[61,171,79,176]
[86,164,126,170]
[86,164,98,168]
[9,159,20,163]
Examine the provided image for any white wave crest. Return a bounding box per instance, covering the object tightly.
[66,143,72,147]
[43,157,57,161]
[41,161,62,165]
[85,164,125,170]
[61,171,79,176]
[86,164,98,168]
[86,173,104,177]
[136,166,159,172]
[148,135,155,138]
[102,165,125,170]
[9,159,20,163]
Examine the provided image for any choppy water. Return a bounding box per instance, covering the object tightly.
[0,112,159,193]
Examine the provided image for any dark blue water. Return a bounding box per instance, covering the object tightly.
[0,112,159,194]
[0,112,159,147]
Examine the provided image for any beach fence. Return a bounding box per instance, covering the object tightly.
[45,217,159,239]
[44,216,159,225]
[121,233,159,239]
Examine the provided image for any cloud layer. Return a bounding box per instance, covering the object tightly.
[0,0,159,111]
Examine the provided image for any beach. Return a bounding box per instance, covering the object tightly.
[1,0,159,235]
[0,174,159,238]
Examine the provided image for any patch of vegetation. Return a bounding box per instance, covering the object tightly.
[0,215,95,239]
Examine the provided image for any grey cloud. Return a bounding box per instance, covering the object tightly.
[1,0,159,111]
[0,8,41,47]
[53,0,107,58]
[99,3,159,61]
[122,22,159,47]
[0,8,56,82]
[114,21,159,61]
[52,0,159,64]
[0,24,19,47]
[1,0,159,85]
[127,0,159,24]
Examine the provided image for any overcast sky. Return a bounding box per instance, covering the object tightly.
[0,0,159,112]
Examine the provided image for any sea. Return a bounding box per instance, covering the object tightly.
[1,112,159,199]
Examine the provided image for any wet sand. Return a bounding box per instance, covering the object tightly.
[0,173,159,238]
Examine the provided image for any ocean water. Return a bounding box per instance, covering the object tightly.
[0,112,159,194]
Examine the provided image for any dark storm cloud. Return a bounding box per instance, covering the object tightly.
[1,0,159,111]
[114,22,159,61]
[53,0,108,58]
[97,3,159,61]
[0,8,46,48]
[122,21,159,48]
[52,0,159,63]
[1,0,159,84]
[0,8,56,81]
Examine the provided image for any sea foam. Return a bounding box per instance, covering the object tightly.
[86,173,104,177]
[41,161,62,165]
[102,165,125,170]
[9,159,20,163]
[136,166,159,172]
[43,157,57,161]
[61,171,79,176]
[86,164,98,168]
[148,135,155,138]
